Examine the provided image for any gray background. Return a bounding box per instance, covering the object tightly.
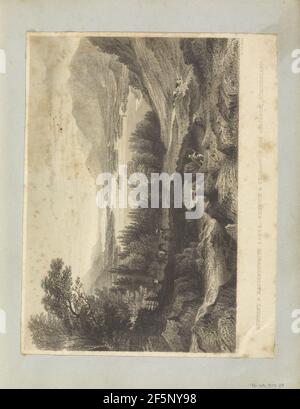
[0,0,299,389]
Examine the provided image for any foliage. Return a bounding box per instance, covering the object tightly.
[128,111,165,177]
[29,259,132,351]
[114,276,147,292]
[28,313,69,351]
[113,111,165,285]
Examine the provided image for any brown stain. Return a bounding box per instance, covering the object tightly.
[262,342,276,356]
[262,173,269,182]
[261,141,274,153]
[240,353,251,358]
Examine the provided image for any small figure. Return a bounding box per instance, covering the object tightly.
[158,250,168,262]
[172,77,184,106]
[188,150,204,167]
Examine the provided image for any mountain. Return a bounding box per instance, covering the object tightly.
[69,38,130,177]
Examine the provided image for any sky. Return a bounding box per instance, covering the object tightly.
[22,36,149,349]
[23,36,99,343]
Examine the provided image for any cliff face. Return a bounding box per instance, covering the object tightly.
[157,38,238,353]
[90,37,199,173]
[168,38,239,353]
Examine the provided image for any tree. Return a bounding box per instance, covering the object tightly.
[92,289,131,339]
[29,259,132,351]
[110,111,165,288]
[41,259,92,331]
[129,111,165,177]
